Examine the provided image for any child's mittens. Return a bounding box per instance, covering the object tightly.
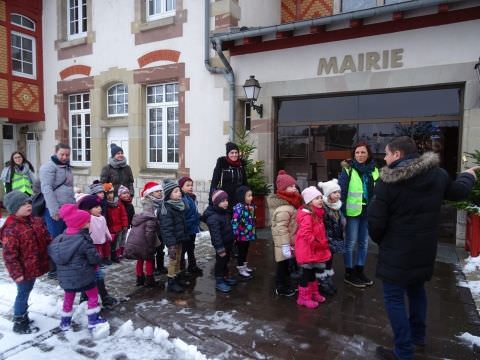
[167,245,176,260]
[281,244,292,259]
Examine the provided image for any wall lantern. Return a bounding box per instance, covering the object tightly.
[243,75,263,118]
[475,57,480,83]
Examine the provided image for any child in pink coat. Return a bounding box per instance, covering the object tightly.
[295,186,331,309]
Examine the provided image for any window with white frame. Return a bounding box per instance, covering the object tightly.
[67,0,87,40]
[147,0,176,21]
[69,93,91,164]
[10,14,36,79]
[342,0,377,12]
[146,83,179,167]
[107,83,128,117]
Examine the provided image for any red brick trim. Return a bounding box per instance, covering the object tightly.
[137,50,180,68]
[59,65,92,80]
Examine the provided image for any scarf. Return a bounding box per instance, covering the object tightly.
[277,190,303,209]
[225,156,242,167]
[312,205,325,219]
[166,199,185,211]
[108,157,127,169]
[51,155,71,167]
[351,160,376,203]
[107,199,118,207]
[323,197,342,211]
[388,153,420,169]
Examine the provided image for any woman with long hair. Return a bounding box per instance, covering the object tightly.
[1,151,35,195]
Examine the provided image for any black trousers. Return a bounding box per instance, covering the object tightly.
[214,245,232,278]
[299,268,317,287]
[275,259,291,288]
[236,241,250,266]
[181,234,197,269]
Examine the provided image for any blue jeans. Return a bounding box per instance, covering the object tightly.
[383,281,427,360]
[43,207,66,238]
[14,279,36,316]
[343,215,369,268]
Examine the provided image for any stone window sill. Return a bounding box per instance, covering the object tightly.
[138,168,177,178]
[71,166,91,175]
[137,16,175,32]
[56,37,87,50]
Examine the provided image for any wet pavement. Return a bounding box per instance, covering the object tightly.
[2,228,480,359]
[95,229,480,359]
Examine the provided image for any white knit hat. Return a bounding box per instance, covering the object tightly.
[301,186,322,205]
[318,179,341,199]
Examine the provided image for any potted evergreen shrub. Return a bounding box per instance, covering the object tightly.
[236,130,272,228]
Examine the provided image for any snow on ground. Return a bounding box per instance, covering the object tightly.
[461,256,480,298]
[458,332,480,348]
[0,277,209,359]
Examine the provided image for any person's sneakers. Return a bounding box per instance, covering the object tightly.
[355,265,374,286]
[275,286,296,297]
[236,266,253,280]
[136,275,145,286]
[375,346,400,360]
[215,278,231,293]
[59,311,73,331]
[344,268,367,288]
[13,313,39,334]
[243,262,254,273]
[224,276,238,286]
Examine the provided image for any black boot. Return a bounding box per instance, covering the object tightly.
[97,279,119,308]
[154,250,167,275]
[13,313,39,334]
[344,268,366,288]
[167,277,184,293]
[136,275,145,286]
[318,277,335,297]
[355,265,374,286]
[187,258,203,275]
[144,275,158,288]
[80,291,88,303]
[325,276,337,294]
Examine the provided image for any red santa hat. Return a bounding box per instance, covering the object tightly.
[141,181,163,198]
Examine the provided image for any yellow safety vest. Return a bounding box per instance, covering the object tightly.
[345,167,379,217]
[7,172,33,195]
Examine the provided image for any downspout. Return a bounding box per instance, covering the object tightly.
[204,0,236,142]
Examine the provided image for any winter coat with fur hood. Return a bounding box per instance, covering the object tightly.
[368,152,475,286]
[267,194,298,263]
[295,206,331,265]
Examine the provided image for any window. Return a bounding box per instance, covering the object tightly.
[11,31,35,78]
[244,102,251,131]
[69,93,91,164]
[147,0,176,21]
[107,83,128,117]
[67,0,87,40]
[342,0,377,12]
[146,83,179,168]
[11,14,35,30]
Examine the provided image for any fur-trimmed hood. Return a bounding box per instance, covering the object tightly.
[380,152,440,184]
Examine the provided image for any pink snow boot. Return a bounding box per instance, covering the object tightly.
[309,281,326,303]
[296,286,318,309]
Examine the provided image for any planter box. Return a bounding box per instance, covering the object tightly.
[253,195,266,229]
[465,213,480,257]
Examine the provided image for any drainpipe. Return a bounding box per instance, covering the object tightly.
[204,0,236,142]
[212,0,463,43]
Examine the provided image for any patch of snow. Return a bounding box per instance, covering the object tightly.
[458,332,480,347]
[463,256,480,274]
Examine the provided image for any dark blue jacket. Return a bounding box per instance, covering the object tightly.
[158,202,189,247]
[182,193,200,235]
[48,228,101,291]
[202,205,234,253]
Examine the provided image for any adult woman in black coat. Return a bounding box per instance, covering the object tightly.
[209,142,248,209]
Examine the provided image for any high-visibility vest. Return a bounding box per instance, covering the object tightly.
[7,171,33,195]
[345,167,379,217]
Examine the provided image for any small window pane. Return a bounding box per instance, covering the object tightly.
[342,0,376,12]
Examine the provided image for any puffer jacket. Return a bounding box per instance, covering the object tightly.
[48,228,101,291]
[267,194,298,262]
[182,193,200,235]
[209,156,248,207]
[158,202,189,247]
[125,211,160,260]
[295,207,331,265]
[1,215,51,281]
[231,203,256,242]
[202,205,234,253]
[39,157,75,217]
[106,200,128,234]
[323,205,345,254]
[100,164,134,195]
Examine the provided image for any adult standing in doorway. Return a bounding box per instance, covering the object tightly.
[40,143,75,277]
[100,143,134,196]
[209,142,248,209]
[368,136,478,360]
[338,142,379,288]
[1,151,35,195]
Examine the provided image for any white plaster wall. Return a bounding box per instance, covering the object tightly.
[239,0,280,28]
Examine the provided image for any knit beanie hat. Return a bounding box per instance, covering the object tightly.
[77,194,101,211]
[110,143,124,158]
[235,185,251,205]
[118,185,130,197]
[59,204,90,233]
[212,189,229,206]
[4,190,31,215]
[301,186,323,205]
[275,170,296,192]
[162,179,179,200]
[103,182,114,193]
[226,142,239,155]
[318,179,341,199]
[178,176,193,190]
[141,181,163,198]
[89,180,104,195]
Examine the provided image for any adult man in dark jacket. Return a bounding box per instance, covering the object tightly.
[368,136,478,360]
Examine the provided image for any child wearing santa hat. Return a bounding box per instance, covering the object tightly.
[48,204,107,332]
[125,182,162,287]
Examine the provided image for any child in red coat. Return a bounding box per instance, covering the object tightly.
[104,183,128,263]
[1,191,51,334]
[295,186,331,309]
